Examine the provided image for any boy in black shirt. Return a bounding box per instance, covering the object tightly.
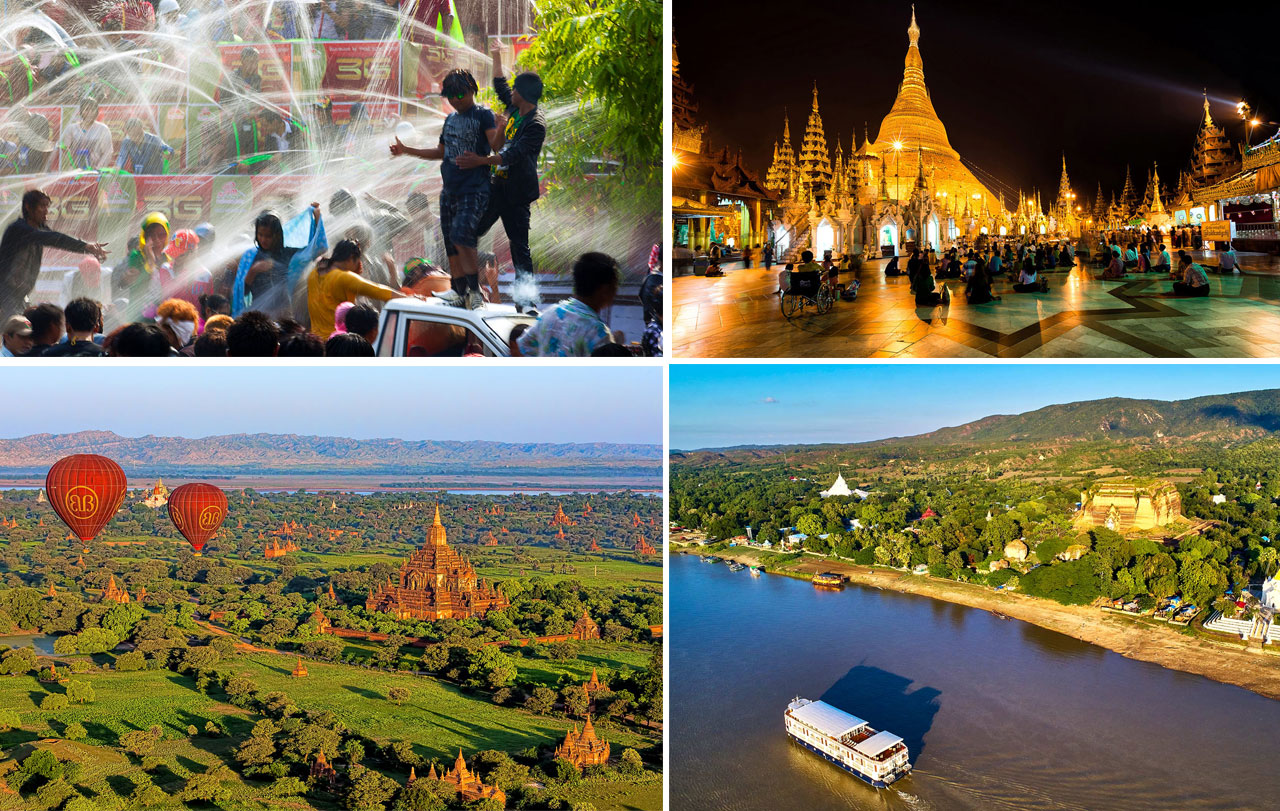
[390,69,498,309]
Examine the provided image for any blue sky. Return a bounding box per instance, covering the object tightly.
[0,367,662,445]
[671,364,1280,449]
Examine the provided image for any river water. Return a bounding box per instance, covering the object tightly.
[670,556,1280,811]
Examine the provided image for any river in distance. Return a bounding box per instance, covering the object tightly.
[670,555,1280,811]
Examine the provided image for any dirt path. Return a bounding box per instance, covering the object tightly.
[683,547,1280,701]
[194,620,274,654]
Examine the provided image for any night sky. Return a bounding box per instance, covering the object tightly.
[674,1,1280,206]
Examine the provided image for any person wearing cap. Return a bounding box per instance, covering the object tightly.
[460,42,547,302]
[389,68,497,311]
[1,315,33,357]
[0,189,109,320]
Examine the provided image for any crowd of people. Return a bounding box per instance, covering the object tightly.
[870,230,1229,306]
[0,181,662,357]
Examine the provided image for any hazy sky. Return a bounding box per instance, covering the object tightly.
[0,366,663,445]
[671,364,1280,449]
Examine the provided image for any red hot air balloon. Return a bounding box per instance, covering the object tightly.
[45,455,127,544]
[168,483,228,556]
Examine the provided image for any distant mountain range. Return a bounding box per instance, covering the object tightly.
[674,389,1280,459]
[0,432,661,475]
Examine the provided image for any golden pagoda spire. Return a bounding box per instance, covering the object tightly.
[427,502,448,546]
[1202,90,1213,128]
[908,3,919,47]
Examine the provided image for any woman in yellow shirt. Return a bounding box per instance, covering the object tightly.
[307,239,404,338]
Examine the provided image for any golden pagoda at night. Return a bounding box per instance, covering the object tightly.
[857,6,998,206]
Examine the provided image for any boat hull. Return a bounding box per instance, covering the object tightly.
[786,730,908,789]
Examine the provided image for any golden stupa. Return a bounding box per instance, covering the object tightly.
[860,6,1001,208]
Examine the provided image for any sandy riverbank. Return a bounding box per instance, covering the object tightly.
[675,545,1280,701]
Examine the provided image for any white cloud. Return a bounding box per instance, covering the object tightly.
[762,397,779,404]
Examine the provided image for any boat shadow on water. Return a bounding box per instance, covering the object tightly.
[818,664,941,768]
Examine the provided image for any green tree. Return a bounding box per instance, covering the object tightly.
[0,708,19,731]
[344,764,399,811]
[63,722,87,741]
[388,686,410,706]
[524,686,556,715]
[129,779,169,808]
[40,693,69,711]
[392,781,446,811]
[561,685,588,718]
[114,651,146,672]
[120,728,160,757]
[618,747,644,776]
[520,0,661,266]
[66,681,95,705]
[271,776,307,796]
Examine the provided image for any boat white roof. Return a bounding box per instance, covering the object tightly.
[853,730,904,758]
[789,700,866,738]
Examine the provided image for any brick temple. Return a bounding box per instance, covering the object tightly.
[555,715,610,768]
[430,750,506,805]
[365,505,510,620]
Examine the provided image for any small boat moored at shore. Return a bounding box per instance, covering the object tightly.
[812,572,845,587]
[728,562,745,572]
[749,565,763,577]
[784,697,911,788]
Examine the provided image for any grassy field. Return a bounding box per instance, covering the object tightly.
[214,548,663,590]
[0,650,661,810]
[475,556,663,589]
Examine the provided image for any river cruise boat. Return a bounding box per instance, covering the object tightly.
[784,697,911,788]
[728,562,745,572]
[812,572,845,587]
[749,565,763,577]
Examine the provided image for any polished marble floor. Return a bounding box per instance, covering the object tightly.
[672,254,1280,358]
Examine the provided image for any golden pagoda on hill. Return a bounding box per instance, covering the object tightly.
[555,715,610,769]
[102,575,130,604]
[365,505,509,620]
[435,750,506,804]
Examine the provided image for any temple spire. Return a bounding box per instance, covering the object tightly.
[908,4,919,47]
[1202,89,1213,127]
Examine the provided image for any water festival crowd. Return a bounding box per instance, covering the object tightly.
[0,3,664,357]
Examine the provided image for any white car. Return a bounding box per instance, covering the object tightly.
[375,297,536,357]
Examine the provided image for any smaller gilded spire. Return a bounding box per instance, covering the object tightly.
[908,4,920,47]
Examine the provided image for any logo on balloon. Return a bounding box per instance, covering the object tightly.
[65,486,100,519]
[198,506,223,531]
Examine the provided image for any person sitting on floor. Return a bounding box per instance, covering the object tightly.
[1013,257,1045,293]
[885,255,904,276]
[911,253,949,306]
[1098,250,1126,280]
[1171,253,1210,297]
[965,260,999,305]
